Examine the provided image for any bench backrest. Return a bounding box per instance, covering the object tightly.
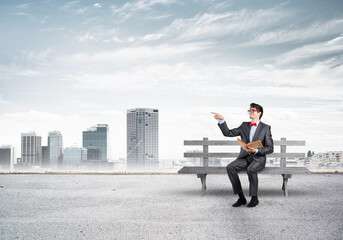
[184,137,305,167]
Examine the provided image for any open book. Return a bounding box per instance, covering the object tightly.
[237,138,263,149]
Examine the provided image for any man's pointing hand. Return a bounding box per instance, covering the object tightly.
[211,112,224,120]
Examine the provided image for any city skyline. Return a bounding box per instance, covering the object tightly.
[0,0,343,160]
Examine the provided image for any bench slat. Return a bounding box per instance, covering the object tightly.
[184,152,305,158]
[178,166,311,174]
[184,140,305,146]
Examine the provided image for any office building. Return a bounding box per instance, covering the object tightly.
[48,131,63,168]
[21,132,42,167]
[127,108,159,169]
[42,146,50,168]
[0,145,15,170]
[82,124,109,162]
[64,146,87,169]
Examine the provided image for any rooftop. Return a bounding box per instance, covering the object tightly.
[0,173,342,239]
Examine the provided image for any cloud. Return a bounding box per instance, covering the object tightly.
[141,33,166,41]
[39,27,65,32]
[61,1,89,14]
[17,3,34,9]
[245,19,343,46]
[75,7,88,14]
[145,14,171,20]
[12,12,35,20]
[104,36,123,43]
[17,70,41,77]
[62,58,342,103]
[62,42,212,65]
[0,96,10,105]
[79,32,96,43]
[21,48,56,61]
[110,0,177,20]
[13,12,28,16]
[0,65,44,79]
[127,36,136,43]
[139,6,290,43]
[93,3,101,8]
[5,111,64,123]
[276,34,343,65]
[76,27,123,44]
[61,1,79,9]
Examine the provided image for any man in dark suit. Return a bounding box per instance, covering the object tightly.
[211,103,274,207]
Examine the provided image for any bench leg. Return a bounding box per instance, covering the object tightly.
[281,174,292,197]
[197,174,207,196]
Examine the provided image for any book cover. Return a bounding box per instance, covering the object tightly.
[237,138,263,149]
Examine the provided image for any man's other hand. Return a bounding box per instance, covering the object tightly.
[242,145,256,153]
[245,146,256,154]
[211,112,224,120]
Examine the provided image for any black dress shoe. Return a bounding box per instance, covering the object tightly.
[232,197,247,207]
[247,198,259,207]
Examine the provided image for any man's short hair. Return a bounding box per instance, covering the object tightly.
[250,103,263,120]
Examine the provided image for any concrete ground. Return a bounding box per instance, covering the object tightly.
[0,173,342,240]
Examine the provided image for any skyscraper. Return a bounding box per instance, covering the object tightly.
[82,124,109,162]
[127,108,159,170]
[0,145,15,170]
[21,132,42,167]
[42,146,50,168]
[48,131,63,169]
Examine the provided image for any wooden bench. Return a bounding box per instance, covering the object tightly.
[178,137,310,197]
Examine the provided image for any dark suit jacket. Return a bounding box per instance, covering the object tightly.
[218,121,274,167]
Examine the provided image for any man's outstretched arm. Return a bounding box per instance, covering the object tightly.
[218,121,242,137]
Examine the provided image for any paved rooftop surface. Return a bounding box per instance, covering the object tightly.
[0,173,342,239]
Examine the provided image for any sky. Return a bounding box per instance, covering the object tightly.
[0,0,343,161]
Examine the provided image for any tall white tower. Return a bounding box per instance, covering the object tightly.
[127,108,159,170]
[48,131,63,169]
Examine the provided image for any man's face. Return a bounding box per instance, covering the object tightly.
[248,107,261,119]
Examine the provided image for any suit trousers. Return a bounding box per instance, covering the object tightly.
[226,156,265,196]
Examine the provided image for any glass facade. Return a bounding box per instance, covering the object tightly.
[82,124,109,161]
[0,146,12,168]
[48,131,63,168]
[127,108,159,169]
[42,146,50,168]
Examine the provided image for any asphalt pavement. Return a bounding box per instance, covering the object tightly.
[0,173,342,240]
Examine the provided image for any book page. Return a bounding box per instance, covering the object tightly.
[246,140,263,149]
[236,138,247,148]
